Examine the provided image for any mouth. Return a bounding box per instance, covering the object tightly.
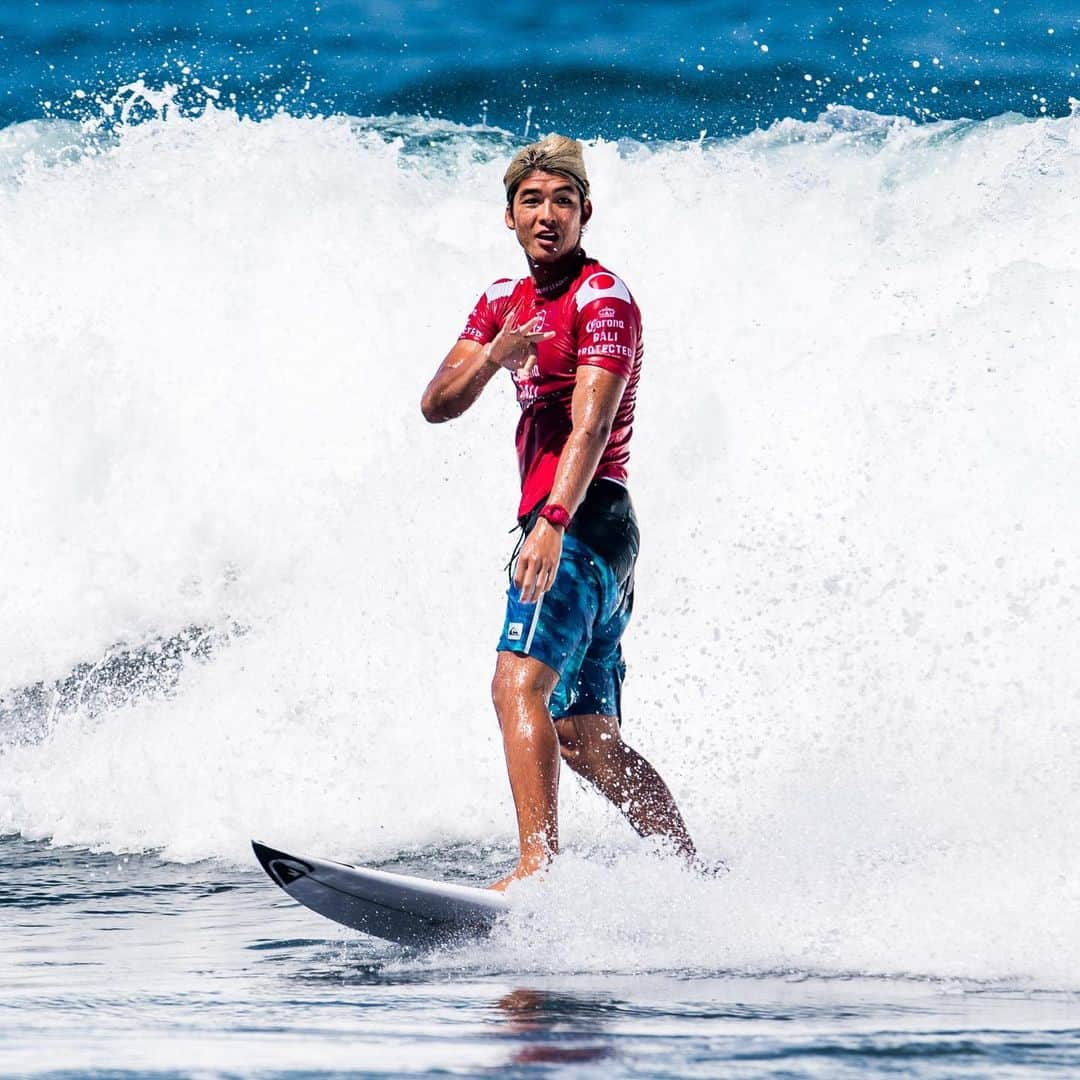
[535,230,560,251]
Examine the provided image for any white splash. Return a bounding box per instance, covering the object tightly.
[1,102,1078,984]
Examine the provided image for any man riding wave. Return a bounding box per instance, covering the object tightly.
[422,134,697,890]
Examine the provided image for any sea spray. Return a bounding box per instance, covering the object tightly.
[1,99,1078,981]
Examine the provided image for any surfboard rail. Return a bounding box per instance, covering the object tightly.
[252,840,508,945]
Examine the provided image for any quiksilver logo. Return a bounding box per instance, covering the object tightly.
[507,622,524,641]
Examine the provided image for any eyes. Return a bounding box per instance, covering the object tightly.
[518,193,578,209]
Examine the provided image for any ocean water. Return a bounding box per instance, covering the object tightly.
[3,2,1080,1076]
[2,0,1079,135]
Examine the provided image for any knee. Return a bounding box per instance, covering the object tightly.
[556,716,625,777]
[491,655,554,720]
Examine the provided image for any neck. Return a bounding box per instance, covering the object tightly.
[528,247,586,297]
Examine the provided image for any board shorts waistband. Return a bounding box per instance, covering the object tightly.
[519,477,639,589]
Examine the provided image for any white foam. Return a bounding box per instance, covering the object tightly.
[1,102,1079,983]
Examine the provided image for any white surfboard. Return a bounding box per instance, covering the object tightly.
[252,840,509,945]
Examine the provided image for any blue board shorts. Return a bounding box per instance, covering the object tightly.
[497,531,633,721]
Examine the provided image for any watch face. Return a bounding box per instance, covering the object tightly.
[541,505,570,529]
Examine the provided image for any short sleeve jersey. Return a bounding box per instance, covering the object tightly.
[459,259,642,518]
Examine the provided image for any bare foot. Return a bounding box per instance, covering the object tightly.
[488,853,552,892]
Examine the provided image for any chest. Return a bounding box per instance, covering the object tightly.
[506,288,579,394]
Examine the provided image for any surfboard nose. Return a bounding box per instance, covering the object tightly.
[251,840,313,888]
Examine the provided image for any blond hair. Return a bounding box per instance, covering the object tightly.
[503,134,590,204]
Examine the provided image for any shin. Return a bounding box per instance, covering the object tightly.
[490,651,562,887]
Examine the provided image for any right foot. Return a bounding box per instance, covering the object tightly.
[488,853,553,892]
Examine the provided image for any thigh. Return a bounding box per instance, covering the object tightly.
[491,649,560,706]
[567,649,626,722]
[496,533,602,691]
[571,580,633,721]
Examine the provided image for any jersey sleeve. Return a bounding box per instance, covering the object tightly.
[459,278,516,345]
[574,271,640,380]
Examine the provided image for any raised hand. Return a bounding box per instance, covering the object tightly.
[485,310,555,378]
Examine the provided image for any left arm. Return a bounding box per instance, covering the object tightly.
[514,365,628,603]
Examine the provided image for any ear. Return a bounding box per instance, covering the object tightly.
[580,197,593,228]
[505,203,516,231]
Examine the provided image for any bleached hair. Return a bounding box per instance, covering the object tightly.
[503,134,590,204]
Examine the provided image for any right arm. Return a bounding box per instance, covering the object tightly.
[420,339,501,423]
[420,314,553,424]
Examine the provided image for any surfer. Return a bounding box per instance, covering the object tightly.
[422,134,696,889]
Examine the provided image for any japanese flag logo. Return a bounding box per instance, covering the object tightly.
[575,271,632,310]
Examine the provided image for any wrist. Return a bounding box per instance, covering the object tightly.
[539,503,571,532]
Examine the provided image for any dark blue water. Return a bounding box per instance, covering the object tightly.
[1,0,1077,136]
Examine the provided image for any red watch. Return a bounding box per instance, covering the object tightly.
[539,503,572,531]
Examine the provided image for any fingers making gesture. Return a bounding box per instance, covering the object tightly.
[486,309,555,379]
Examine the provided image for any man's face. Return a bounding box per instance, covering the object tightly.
[505,170,592,265]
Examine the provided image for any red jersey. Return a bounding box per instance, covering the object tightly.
[459,258,642,518]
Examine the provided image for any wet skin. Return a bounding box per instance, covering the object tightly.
[422,169,697,890]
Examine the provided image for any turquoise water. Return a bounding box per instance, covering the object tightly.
[3,2,1080,1076]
